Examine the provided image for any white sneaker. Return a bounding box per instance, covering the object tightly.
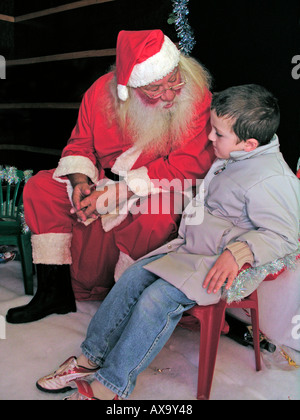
[36,356,99,393]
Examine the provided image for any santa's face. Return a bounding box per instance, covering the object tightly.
[136,67,184,109]
[124,67,194,155]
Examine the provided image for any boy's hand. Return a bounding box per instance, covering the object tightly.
[203,250,238,294]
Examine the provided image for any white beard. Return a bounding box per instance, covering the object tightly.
[126,81,197,156]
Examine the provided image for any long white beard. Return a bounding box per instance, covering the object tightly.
[126,82,197,156]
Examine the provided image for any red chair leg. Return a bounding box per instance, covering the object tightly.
[247,292,262,371]
[193,300,227,400]
[186,290,261,399]
[227,291,262,371]
[250,306,261,371]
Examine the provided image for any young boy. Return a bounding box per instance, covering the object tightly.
[36,84,300,400]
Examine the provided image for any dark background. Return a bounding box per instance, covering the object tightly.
[0,0,299,174]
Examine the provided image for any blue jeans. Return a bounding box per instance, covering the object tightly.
[81,255,196,399]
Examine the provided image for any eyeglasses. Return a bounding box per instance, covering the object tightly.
[140,80,186,100]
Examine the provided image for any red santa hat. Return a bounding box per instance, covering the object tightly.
[116,29,180,101]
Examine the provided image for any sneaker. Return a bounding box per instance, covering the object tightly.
[36,356,99,393]
[64,380,119,400]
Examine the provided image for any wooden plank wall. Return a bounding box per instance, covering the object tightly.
[0,0,177,173]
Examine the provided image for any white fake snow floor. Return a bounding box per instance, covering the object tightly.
[0,260,299,401]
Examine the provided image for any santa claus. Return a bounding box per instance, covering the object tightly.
[6,29,215,324]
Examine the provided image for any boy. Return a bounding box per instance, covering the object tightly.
[36,84,300,400]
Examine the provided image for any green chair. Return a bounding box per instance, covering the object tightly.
[0,167,34,295]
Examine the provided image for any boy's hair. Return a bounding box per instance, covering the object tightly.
[211,84,280,145]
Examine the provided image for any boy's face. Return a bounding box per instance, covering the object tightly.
[209,110,246,159]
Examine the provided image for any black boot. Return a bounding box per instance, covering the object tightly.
[6,264,76,324]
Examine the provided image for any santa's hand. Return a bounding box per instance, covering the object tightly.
[202,250,238,294]
[70,182,97,222]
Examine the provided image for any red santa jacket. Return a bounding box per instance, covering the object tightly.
[54,72,215,197]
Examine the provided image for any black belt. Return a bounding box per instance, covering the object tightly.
[104,168,123,182]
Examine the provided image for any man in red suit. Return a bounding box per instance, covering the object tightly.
[6,29,214,323]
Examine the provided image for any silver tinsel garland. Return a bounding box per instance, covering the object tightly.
[0,165,20,184]
[168,0,196,55]
[223,243,300,303]
[0,165,33,233]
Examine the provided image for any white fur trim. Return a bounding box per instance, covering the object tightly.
[128,36,180,88]
[101,212,127,232]
[53,156,99,184]
[100,194,139,232]
[124,166,160,197]
[111,146,142,174]
[117,84,129,101]
[31,233,72,265]
[114,251,135,281]
[51,173,73,205]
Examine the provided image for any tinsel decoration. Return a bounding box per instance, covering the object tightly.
[19,207,30,234]
[297,157,300,179]
[0,165,19,184]
[0,165,33,234]
[168,0,196,55]
[223,243,300,303]
[23,169,33,184]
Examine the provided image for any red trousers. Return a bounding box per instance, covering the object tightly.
[23,170,180,300]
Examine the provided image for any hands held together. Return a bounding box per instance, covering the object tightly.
[68,173,132,223]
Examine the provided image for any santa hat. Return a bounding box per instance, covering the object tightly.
[116,29,180,101]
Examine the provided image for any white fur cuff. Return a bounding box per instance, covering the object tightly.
[124,166,160,197]
[111,146,141,174]
[31,233,72,265]
[53,156,98,184]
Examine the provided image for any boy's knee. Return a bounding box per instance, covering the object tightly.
[139,280,180,313]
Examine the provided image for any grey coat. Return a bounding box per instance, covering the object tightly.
[143,136,300,304]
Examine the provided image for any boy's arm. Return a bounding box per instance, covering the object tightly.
[236,176,299,267]
[205,174,299,295]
